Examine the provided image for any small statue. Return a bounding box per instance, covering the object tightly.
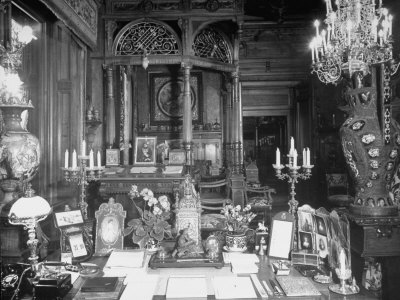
[172,227,200,258]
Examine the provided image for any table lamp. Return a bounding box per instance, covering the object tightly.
[8,185,52,271]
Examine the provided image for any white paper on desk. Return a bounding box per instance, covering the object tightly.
[104,250,145,269]
[213,276,257,299]
[166,275,207,299]
[120,274,159,300]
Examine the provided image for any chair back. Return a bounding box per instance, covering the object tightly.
[198,178,231,213]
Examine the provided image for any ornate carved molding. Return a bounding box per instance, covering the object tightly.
[39,0,98,49]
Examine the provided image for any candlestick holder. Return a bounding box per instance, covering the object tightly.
[62,155,104,219]
[329,267,358,295]
[272,160,314,216]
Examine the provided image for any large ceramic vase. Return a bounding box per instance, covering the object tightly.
[339,72,399,216]
[0,103,40,213]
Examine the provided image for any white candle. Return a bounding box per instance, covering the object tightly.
[339,248,347,275]
[89,149,94,169]
[64,149,69,169]
[97,151,101,168]
[314,20,320,37]
[276,148,281,166]
[290,137,295,155]
[306,148,311,166]
[310,41,315,62]
[72,149,77,169]
[81,140,86,157]
[293,149,298,167]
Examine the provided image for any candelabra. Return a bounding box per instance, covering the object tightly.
[272,161,314,216]
[62,154,103,219]
[272,138,314,215]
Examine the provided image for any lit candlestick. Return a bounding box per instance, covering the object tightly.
[310,41,315,62]
[72,149,77,169]
[306,148,311,166]
[81,140,86,157]
[314,20,320,37]
[97,151,101,168]
[64,149,69,169]
[276,148,281,166]
[388,15,393,36]
[89,149,94,169]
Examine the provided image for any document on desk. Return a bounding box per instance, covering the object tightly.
[166,275,207,299]
[120,274,159,300]
[104,250,145,269]
[213,276,257,299]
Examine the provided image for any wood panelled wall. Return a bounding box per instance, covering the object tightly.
[29,21,86,206]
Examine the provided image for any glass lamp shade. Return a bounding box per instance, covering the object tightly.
[8,192,51,225]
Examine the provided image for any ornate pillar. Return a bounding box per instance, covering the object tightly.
[222,75,232,168]
[182,62,193,167]
[103,64,116,149]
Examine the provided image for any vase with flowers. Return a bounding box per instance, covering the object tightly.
[221,204,256,252]
[123,185,172,251]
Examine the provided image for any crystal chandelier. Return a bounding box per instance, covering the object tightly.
[0,20,35,102]
[310,0,396,84]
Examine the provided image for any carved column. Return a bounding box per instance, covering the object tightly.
[182,62,193,166]
[103,64,116,148]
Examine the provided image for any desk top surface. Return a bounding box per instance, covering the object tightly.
[62,253,377,300]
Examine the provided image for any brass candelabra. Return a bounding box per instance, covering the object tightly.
[62,155,103,219]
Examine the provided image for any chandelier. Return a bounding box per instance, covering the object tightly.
[310,0,396,84]
[0,20,35,102]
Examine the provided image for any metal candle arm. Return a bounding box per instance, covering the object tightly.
[62,155,103,219]
[272,163,314,216]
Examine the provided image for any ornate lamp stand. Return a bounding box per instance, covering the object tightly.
[272,161,314,215]
[62,155,103,219]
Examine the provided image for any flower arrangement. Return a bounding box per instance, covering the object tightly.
[221,204,257,234]
[123,185,172,248]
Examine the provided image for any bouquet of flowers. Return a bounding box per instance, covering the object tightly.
[221,204,257,234]
[123,185,172,248]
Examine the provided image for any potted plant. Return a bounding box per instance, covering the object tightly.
[123,185,172,250]
[221,204,257,252]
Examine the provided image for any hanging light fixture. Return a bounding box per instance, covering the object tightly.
[310,0,397,84]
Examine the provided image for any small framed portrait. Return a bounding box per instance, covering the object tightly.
[134,137,157,165]
[316,234,329,259]
[298,211,314,233]
[315,215,327,236]
[106,149,120,166]
[169,149,186,165]
[54,210,84,228]
[94,198,126,256]
[299,231,313,250]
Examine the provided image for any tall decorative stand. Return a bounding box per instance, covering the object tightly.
[62,156,103,219]
[272,161,314,216]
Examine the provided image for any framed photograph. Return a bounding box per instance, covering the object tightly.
[106,149,120,166]
[134,137,157,165]
[54,210,84,228]
[268,211,294,260]
[149,72,203,125]
[169,149,186,165]
[94,198,126,256]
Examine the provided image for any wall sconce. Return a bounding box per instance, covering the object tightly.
[142,49,149,70]
[8,185,51,270]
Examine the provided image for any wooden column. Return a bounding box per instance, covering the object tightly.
[182,62,193,166]
[103,64,115,148]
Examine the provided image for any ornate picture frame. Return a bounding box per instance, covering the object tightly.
[149,72,202,125]
[94,198,126,256]
[134,136,157,165]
